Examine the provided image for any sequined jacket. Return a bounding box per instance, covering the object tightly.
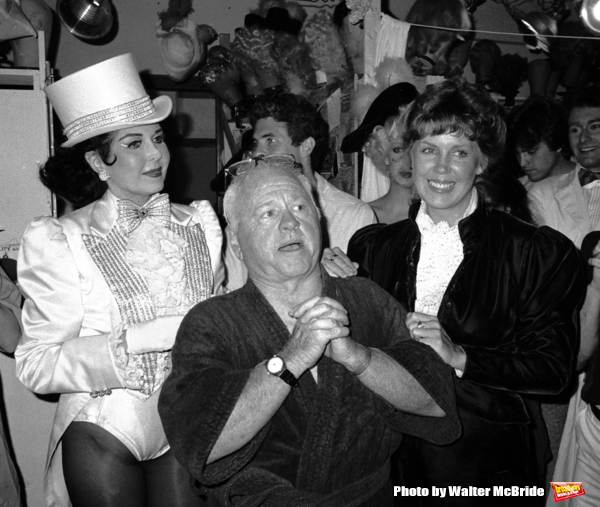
[15,190,224,506]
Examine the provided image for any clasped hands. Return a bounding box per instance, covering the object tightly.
[281,296,371,377]
[406,312,467,372]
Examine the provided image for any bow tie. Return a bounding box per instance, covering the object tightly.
[579,167,600,187]
[117,194,171,235]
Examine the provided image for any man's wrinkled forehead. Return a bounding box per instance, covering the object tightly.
[240,165,312,204]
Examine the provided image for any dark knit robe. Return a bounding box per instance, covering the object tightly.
[159,272,460,507]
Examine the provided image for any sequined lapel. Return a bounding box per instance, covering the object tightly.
[83,226,156,326]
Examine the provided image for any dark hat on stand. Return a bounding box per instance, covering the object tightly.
[244,8,302,35]
[341,82,418,153]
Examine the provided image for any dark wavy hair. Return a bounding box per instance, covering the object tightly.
[39,132,116,209]
[567,84,600,112]
[507,96,569,153]
[249,93,329,171]
[403,79,506,169]
[476,162,535,225]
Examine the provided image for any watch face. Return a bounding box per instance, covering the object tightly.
[267,356,284,374]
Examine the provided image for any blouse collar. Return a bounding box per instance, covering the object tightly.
[416,188,478,233]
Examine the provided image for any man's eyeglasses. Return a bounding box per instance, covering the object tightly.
[225,154,301,178]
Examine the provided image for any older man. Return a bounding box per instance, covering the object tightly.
[223,93,376,290]
[159,159,459,506]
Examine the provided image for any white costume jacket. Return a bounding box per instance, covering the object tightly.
[15,190,224,506]
[527,165,600,249]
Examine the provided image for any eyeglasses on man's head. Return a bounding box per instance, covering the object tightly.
[225,154,302,178]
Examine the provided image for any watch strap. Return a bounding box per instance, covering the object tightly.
[278,367,299,388]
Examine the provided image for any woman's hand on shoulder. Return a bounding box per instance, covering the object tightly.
[321,247,358,279]
[406,312,467,371]
[589,239,600,293]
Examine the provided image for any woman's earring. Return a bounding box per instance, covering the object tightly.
[99,169,110,181]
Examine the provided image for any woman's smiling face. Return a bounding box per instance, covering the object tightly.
[411,132,484,225]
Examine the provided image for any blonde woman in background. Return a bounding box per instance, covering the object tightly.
[340,81,418,225]
[364,112,416,224]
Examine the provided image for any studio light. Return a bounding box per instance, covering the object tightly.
[57,0,114,41]
[581,0,600,35]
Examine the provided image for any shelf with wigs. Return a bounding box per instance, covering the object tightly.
[154,0,380,198]
[195,8,360,198]
[156,0,520,201]
[179,0,490,201]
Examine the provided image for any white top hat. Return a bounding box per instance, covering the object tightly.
[45,53,173,147]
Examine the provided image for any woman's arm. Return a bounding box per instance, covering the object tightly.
[457,228,586,395]
[15,217,123,394]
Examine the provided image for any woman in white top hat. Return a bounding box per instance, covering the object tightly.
[15,53,223,507]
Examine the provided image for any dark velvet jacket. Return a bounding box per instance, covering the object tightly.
[159,273,460,507]
[348,196,586,425]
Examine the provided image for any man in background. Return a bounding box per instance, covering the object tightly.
[529,85,600,248]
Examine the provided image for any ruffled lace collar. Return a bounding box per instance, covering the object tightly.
[416,188,478,233]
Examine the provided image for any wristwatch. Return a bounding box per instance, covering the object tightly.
[266,355,299,387]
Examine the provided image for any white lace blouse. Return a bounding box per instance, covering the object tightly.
[414,189,478,316]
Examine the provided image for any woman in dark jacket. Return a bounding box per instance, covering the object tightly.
[345,80,586,505]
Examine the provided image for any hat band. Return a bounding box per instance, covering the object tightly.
[64,96,156,141]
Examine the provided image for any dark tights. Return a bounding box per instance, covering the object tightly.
[62,421,204,507]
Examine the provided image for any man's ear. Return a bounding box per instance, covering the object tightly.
[85,150,104,176]
[300,137,315,157]
[226,226,243,261]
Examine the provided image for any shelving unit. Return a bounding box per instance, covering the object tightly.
[0,29,47,90]
[0,32,55,253]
